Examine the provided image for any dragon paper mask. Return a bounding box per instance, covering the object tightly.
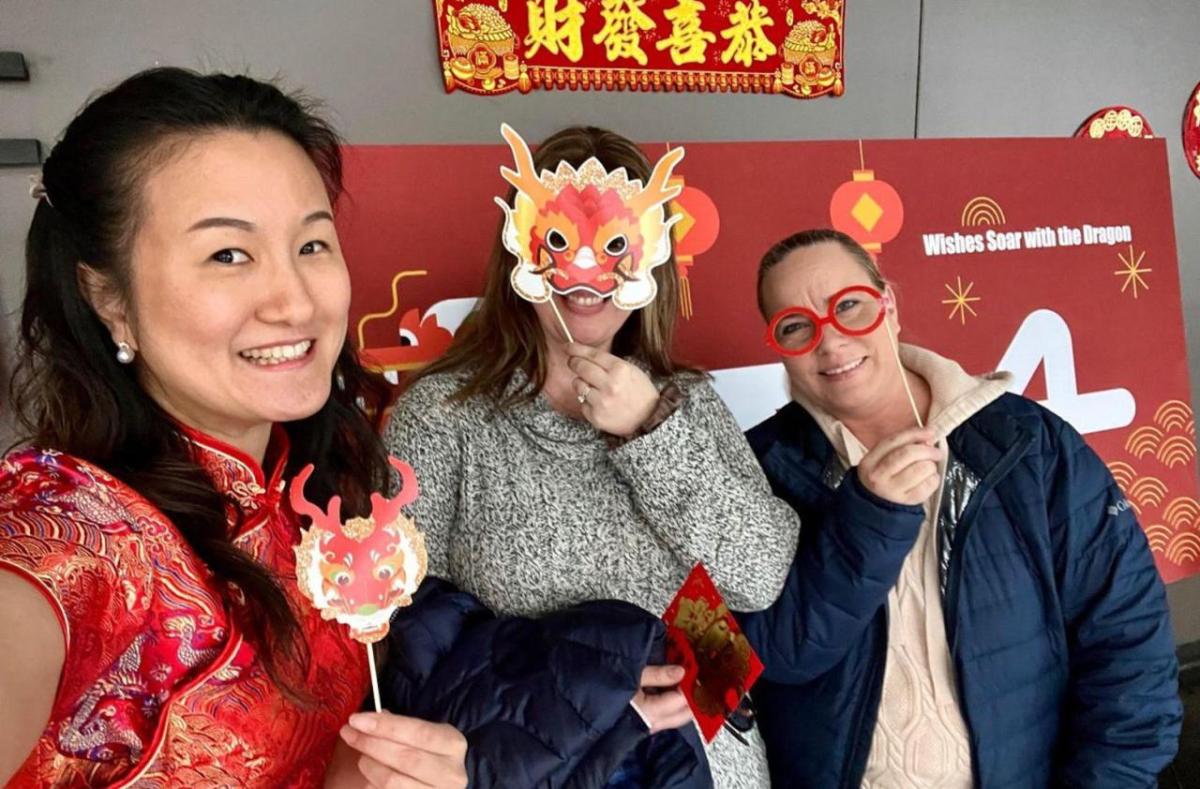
[494,123,685,311]
[290,457,427,644]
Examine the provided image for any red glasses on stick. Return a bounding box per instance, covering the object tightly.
[765,285,890,356]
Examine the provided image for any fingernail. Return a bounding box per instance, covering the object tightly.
[339,724,356,742]
[348,713,376,733]
[671,666,685,679]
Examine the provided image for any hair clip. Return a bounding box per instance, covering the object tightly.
[28,174,52,207]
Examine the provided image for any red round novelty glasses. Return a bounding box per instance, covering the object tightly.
[765,285,890,356]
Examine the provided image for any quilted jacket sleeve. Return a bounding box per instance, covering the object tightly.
[380,579,709,789]
[1045,417,1182,788]
[738,467,923,683]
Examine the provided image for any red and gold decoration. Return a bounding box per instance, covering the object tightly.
[1074,106,1156,139]
[829,140,905,257]
[1108,399,1200,571]
[357,270,455,380]
[663,563,763,743]
[667,166,721,318]
[432,0,845,99]
[290,458,428,709]
[1115,244,1151,299]
[960,195,1006,227]
[1184,81,1200,179]
[941,276,981,324]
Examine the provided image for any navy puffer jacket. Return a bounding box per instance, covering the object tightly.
[381,578,712,789]
[738,394,1181,788]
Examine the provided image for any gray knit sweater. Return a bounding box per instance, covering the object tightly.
[383,369,801,788]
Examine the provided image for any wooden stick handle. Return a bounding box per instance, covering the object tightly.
[547,296,575,344]
[367,642,382,713]
[884,320,924,429]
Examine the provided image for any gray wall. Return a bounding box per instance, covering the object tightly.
[2,0,1199,644]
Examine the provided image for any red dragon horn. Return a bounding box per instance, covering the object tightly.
[288,464,342,531]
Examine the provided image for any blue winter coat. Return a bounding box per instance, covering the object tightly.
[381,578,712,789]
[738,394,1182,788]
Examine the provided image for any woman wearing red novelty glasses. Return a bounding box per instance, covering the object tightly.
[738,229,1180,789]
[765,284,891,358]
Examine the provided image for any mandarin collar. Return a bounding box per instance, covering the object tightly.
[178,424,290,532]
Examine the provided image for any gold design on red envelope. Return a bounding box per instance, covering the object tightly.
[669,596,754,716]
[663,563,763,742]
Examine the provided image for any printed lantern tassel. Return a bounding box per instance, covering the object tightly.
[665,159,721,321]
[680,273,694,320]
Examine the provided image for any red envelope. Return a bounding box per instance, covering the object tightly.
[662,563,764,743]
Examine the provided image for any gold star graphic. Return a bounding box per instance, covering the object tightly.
[941,276,981,324]
[1115,245,1151,298]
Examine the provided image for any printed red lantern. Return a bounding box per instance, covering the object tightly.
[668,175,721,319]
[829,164,904,257]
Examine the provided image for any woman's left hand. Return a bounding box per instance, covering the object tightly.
[338,712,467,789]
[567,343,659,437]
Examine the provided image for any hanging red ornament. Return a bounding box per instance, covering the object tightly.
[1183,83,1200,179]
[668,171,721,319]
[829,142,904,257]
[1074,106,1156,139]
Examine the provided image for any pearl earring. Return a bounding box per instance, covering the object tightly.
[116,342,135,364]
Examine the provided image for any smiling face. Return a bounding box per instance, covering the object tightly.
[760,241,903,421]
[101,130,350,450]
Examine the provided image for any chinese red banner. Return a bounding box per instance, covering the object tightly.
[432,0,845,99]
[336,136,1200,584]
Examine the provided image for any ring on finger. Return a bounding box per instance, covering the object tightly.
[577,383,591,404]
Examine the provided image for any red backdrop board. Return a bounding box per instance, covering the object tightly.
[337,137,1200,584]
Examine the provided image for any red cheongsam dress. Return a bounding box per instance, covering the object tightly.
[0,429,370,787]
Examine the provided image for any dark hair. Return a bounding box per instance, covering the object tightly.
[12,67,392,695]
[756,228,886,318]
[410,125,697,405]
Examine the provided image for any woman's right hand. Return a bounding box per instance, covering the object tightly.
[630,665,692,734]
[856,428,946,506]
[337,712,467,789]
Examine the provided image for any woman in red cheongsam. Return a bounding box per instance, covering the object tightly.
[0,68,466,788]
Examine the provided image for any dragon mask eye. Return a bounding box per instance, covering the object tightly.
[604,235,628,256]
[545,228,569,252]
